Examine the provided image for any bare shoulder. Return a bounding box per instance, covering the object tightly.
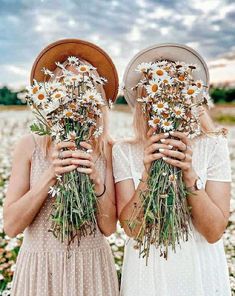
[13,133,35,161]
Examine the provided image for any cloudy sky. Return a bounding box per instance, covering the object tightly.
[0,0,235,89]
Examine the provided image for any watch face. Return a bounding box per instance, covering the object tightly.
[196,178,203,190]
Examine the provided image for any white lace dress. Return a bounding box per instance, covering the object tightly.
[112,134,232,296]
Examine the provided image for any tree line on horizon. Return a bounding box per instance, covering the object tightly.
[0,85,234,106]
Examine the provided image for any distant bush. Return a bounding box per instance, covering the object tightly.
[0,86,26,106]
[210,87,235,103]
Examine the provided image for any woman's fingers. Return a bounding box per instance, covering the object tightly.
[159,148,186,160]
[146,143,173,154]
[51,150,73,160]
[150,153,164,161]
[71,159,93,167]
[55,165,78,174]
[169,131,192,148]
[71,150,92,160]
[150,132,169,144]
[56,141,76,151]
[162,156,191,171]
[147,127,156,137]
[79,141,92,151]
[160,138,187,151]
[76,167,93,174]
[53,158,77,167]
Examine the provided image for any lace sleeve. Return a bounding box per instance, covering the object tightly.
[112,141,132,183]
[207,136,232,182]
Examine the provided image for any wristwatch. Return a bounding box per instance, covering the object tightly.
[187,176,203,192]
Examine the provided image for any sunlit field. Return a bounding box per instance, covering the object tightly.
[0,107,234,295]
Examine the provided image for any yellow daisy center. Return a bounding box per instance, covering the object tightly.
[163,121,170,126]
[151,84,158,92]
[187,89,195,95]
[66,111,73,117]
[153,118,160,124]
[178,75,185,81]
[38,93,45,100]
[55,93,62,99]
[157,103,164,108]
[197,82,202,88]
[32,86,39,94]
[69,103,76,109]
[156,69,164,76]
[80,66,87,72]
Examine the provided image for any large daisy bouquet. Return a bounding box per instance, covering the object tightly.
[128,60,212,262]
[25,56,108,248]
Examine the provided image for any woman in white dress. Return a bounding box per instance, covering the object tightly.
[112,44,232,296]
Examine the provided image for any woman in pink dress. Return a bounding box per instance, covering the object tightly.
[3,39,119,296]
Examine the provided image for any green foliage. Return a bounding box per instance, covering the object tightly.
[210,87,235,103]
[0,86,26,105]
[115,95,127,104]
[30,122,50,136]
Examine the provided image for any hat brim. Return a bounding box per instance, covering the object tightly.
[123,43,210,108]
[30,38,119,102]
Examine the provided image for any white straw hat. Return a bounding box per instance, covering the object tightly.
[123,43,210,108]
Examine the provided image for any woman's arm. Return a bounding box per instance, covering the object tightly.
[116,130,170,237]
[3,136,78,237]
[71,141,117,236]
[158,131,231,243]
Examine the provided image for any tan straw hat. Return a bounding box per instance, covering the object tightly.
[123,43,210,107]
[30,38,119,102]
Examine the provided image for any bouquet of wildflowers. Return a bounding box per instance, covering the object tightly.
[128,60,213,262]
[25,56,108,247]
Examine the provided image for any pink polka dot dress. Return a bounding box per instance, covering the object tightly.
[10,135,119,296]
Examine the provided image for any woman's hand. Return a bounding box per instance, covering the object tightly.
[158,131,198,185]
[71,141,101,186]
[143,128,172,173]
[51,140,78,176]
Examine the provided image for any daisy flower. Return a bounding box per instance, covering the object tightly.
[27,80,40,95]
[194,79,204,89]
[151,66,167,79]
[136,62,152,73]
[145,80,161,97]
[33,90,47,105]
[152,101,168,113]
[182,85,200,98]
[173,106,185,118]
[63,109,74,118]
[148,116,161,128]
[83,90,104,105]
[51,90,66,100]
[67,56,79,65]
[77,64,90,73]
[161,120,174,131]
[64,74,82,86]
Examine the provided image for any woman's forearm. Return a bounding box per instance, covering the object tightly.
[119,170,149,237]
[94,181,117,236]
[184,170,228,243]
[3,166,56,237]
